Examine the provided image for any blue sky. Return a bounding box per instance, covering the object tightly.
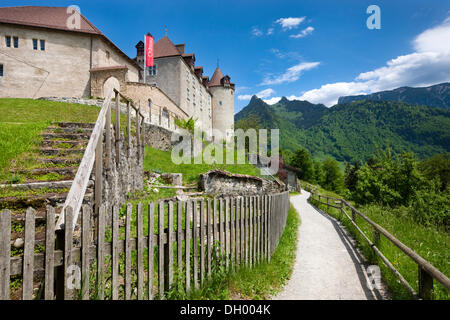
[2,0,450,112]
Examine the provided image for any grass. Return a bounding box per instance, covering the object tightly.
[304,181,450,300]
[180,204,300,300]
[144,146,263,185]
[0,98,133,185]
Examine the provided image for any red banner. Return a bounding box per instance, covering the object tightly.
[145,34,154,67]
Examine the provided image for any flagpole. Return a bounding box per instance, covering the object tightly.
[143,35,146,84]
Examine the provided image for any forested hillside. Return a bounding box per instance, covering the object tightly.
[338,82,450,109]
[235,96,450,163]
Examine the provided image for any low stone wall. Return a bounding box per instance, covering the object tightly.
[143,122,180,152]
[100,127,143,225]
[198,170,285,196]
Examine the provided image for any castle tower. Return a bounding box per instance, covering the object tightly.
[209,66,235,141]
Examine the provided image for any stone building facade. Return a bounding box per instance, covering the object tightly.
[136,36,235,140]
[0,6,235,138]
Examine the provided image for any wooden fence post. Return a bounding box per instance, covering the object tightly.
[22,208,35,300]
[0,209,11,300]
[418,266,433,300]
[114,91,120,165]
[164,201,174,293]
[127,101,131,157]
[105,100,111,169]
[373,227,380,247]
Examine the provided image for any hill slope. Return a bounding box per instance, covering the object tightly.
[235,97,450,163]
[338,82,450,109]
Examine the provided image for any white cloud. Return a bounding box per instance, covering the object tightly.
[290,17,450,106]
[251,26,263,37]
[267,28,274,35]
[263,97,282,105]
[238,88,276,101]
[290,26,314,39]
[275,17,305,30]
[261,61,320,85]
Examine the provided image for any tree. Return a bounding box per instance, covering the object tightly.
[344,162,360,192]
[418,153,450,191]
[322,157,344,192]
[313,161,324,185]
[291,148,314,182]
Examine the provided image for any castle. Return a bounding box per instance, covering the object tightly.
[0,6,235,140]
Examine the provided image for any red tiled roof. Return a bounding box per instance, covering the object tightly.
[0,6,102,34]
[209,67,225,87]
[154,36,181,58]
[0,6,140,70]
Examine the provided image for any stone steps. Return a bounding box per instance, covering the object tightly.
[41,140,88,148]
[37,148,85,156]
[41,132,92,140]
[11,166,78,176]
[46,126,93,134]
[32,158,82,165]
[56,122,95,129]
[1,191,93,210]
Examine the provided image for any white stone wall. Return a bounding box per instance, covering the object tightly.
[0,24,139,98]
[210,85,235,141]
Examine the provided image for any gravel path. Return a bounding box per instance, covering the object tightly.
[274,191,388,300]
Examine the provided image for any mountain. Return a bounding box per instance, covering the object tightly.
[235,96,450,163]
[338,82,450,109]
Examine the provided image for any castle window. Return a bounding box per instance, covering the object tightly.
[40,40,45,51]
[33,39,38,50]
[106,50,110,60]
[219,101,223,106]
[148,65,157,76]
[13,37,18,48]
[0,64,3,77]
[5,36,11,47]
[147,99,152,108]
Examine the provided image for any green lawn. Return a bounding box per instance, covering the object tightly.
[144,146,263,185]
[0,98,129,183]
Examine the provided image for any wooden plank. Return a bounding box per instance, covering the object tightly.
[97,205,106,300]
[63,206,73,300]
[255,196,259,263]
[177,201,183,274]
[230,197,235,268]
[125,203,132,300]
[200,200,205,285]
[158,202,165,297]
[193,200,199,290]
[267,196,271,262]
[57,91,113,232]
[115,91,120,165]
[141,117,145,155]
[219,199,224,255]
[23,207,35,300]
[44,207,55,300]
[106,96,112,169]
[136,108,141,159]
[248,197,255,267]
[240,197,244,266]
[137,202,144,300]
[148,202,155,300]
[0,209,11,300]
[127,101,131,157]
[224,198,229,269]
[213,198,218,244]
[81,205,90,300]
[112,205,119,300]
[167,201,174,290]
[94,135,103,228]
[207,199,212,276]
[185,201,191,292]
[244,197,248,265]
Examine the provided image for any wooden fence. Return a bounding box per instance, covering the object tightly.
[301,182,450,300]
[0,192,290,300]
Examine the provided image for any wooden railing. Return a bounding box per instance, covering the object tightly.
[301,182,450,300]
[56,88,145,232]
[0,192,290,300]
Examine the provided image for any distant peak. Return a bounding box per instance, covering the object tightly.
[280,96,289,103]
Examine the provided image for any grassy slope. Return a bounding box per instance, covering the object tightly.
[0,98,127,183]
[144,146,262,185]
[304,181,449,300]
[183,203,300,300]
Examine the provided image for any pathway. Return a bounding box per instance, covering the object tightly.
[274,190,388,300]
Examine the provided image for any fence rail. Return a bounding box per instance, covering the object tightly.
[0,192,289,300]
[301,182,450,300]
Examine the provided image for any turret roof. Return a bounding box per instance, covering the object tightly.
[209,67,225,87]
[154,35,182,58]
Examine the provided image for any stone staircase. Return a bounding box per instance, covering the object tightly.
[0,122,95,254]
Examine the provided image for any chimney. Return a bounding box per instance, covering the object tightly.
[175,44,185,54]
